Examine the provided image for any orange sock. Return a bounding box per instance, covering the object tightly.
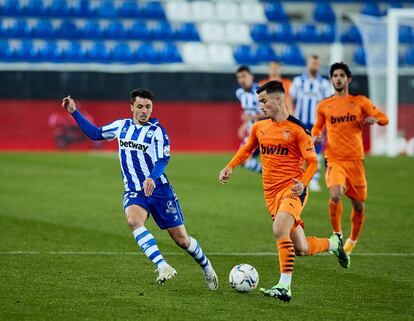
[329,200,343,233]
[350,209,365,241]
[306,237,330,255]
[277,237,295,275]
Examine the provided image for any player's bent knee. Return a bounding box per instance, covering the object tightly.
[330,195,342,203]
[353,202,365,212]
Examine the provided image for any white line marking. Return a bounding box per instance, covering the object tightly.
[0,251,413,257]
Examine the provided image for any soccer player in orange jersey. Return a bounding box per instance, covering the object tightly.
[312,62,389,255]
[258,61,293,114]
[219,81,349,302]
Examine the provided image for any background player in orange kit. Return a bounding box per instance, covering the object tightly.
[312,62,389,255]
[219,81,349,303]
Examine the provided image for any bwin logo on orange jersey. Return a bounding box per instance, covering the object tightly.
[261,144,289,155]
[331,113,356,124]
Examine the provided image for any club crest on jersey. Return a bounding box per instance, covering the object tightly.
[283,130,290,140]
[166,200,178,214]
[146,130,154,138]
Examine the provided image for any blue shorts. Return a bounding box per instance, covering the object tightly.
[122,184,184,230]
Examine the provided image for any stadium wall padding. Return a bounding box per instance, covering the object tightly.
[0,100,242,151]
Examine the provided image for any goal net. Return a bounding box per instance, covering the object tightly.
[350,9,414,156]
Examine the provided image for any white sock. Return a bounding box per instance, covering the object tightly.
[279,273,292,286]
[186,236,211,272]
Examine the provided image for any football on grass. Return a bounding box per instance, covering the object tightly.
[229,264,259,292]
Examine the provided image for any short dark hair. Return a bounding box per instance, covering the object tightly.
[309,54,319,60]
[236,65,251,74]
[256,80,285,95]
[130,88,154,104]
[330,62,352,78]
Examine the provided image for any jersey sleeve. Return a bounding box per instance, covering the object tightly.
[226,123,259,169]
[311,103,325,137]
[100,119,125,140]
[288,77,301,99]
[297,129,318,185]
[361,96,389,126]
[154,126,171,162]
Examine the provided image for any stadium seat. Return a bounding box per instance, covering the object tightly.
[70,0,95,17]
[152,21,174,40]
[63,41,86,62]
[86,42,110,62]
[240,2,267,23]
[164,1,191,22]
[118,1,140,17]
[110,43,134,63]
[6,20,31,38]
[135,43,159,63]
[361,4,384,17]
[251,24,272,42]
[405,47,414,65]
[271,23,294,42]
[181,43,208,65]
[265,2,289,22]
[46,0,69,17]
[127,22,150,40]
[340,25,362,44]
[32,20,54,38]
[141,2,165,20]
[175,23,199,41]
[81,21,102,39]
[354,46,366,65]
[0,21,7,37]
[399,25,412,43]
[233,45,257,65]
[295,24,320,43]
[0,40,14,61]
[313,4,336,23]
[2,0,22,16]
[38,41,62,62]
[199,22,225,43]
[216,2,239,22]
[23,0,46,16]
[320,24,336,43]
[191,1,215,22]
[159,43,182,63]
[15,40,39,61]
[256,44,278,63]
[207,43,235,65]
[225,22,251,44]
[97,1,117,18]
[280,44,305,65]
[57,21,79,39]
[103,21,126,40]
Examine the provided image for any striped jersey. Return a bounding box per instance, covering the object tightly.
[289,72,333,127]
[100,118,170,192]
[235,83,261,131]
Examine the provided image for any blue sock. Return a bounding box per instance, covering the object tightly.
[133,226,166,268]
[186,236,211,272]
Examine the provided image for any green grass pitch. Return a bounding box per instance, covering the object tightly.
[0,152,413,321]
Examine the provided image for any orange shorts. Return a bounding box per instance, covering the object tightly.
[264,183,308,227]
[325,159,367,201]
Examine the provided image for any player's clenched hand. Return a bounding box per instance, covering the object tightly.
[219,167,232,184]
[363,116,378,125]
[313,135,322,145]
[291,178,304,197]
[143,178,155,197]
[61,95,77,113]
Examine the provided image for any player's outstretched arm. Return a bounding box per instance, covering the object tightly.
[61,96,105,141]
[219,167,232,184]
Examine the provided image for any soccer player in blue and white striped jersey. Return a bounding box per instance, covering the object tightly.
[289,55,334,191]
[61,89,218,290]
[235,65,265,173]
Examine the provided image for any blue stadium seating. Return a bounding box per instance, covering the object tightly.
[104,21,126,39]
[251,24,272,42]
[271,23,293,42]
[313,4,336,23]
[38,41,62,62]
[175,23,200,41]
[405,47,414,65]
[295,24,320,43]
[110,43,134,63]
[256,44,278,62]
[97,1,117,18]
[63,41,86,62]
[46,0,69,17]
[152,21,174,40]
[399,25,413,43]
[361,4,384,17]
[23,0,45,16]
[234,45,257,65]
[57,21,79,39]
[341,25,362,43]
[32,20,54,38]
[0,40,14,60]
[128,22,151,40]
[70,0,95,17]
[7,20,31,38]
[118,1,141,17]
[86,42,110,62]
[141,2,165,20]
[2,0,22,16]
[280,44,305,65]
[135,43,159,63]
[354,46,366,65]
[265,2,289,22]
[159,43,182,63]
[320,24,336,43]
[15,40,38,61]
[82,21,102,39]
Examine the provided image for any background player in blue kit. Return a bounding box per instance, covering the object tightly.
[61,89,218,289]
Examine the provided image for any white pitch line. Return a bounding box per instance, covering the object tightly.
[0,251,413,257]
